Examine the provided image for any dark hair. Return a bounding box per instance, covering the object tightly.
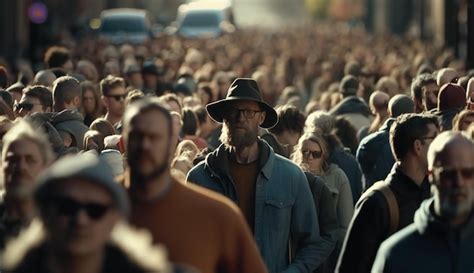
[52,76,81,110]
[23,85,53,110]
[182,108,198,136]
[390,113,439,161]
[452,109,474,131]
[80,81,103,125]
[0,66,8,89]
[270,105,305,135]
[194,106,208,125]
[89,118,116,137]
[411,73,436,109]
[197,82,214,103]
[100,75,126,97]
[44,46,71,69]
[334,116,359,155]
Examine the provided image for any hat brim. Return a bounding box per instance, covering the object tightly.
[206,97,278,129]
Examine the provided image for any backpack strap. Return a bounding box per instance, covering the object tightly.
[362,181,400,235]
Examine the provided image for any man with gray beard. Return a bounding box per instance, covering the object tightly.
[187,78,323,273]
[372,131,474,273]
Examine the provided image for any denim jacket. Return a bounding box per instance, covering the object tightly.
[187,140,322,273]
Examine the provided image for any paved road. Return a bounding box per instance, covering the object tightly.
[234,0,309,29]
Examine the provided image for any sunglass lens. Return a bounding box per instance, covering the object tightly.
[85,203,109,220]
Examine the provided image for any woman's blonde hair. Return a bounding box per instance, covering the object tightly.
[291,131,329,173]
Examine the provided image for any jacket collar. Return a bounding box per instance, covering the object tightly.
[204,138,274,181]
[385,162,430,198]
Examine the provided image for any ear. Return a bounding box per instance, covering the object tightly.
[73,96,81,107]
[413,139,423,155]
[258,111,266,126]
[101,96,109,107]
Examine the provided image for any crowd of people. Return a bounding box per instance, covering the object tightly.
[0,22,473,273]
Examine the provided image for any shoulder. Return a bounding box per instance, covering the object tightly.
[376,224,420,263]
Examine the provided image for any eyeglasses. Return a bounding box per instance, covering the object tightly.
[14,102,41,112]
[50,196,111,220]
[302,150,323,159]
[431,166,474,182]
[226,108,262,120]
[106,94,127,102]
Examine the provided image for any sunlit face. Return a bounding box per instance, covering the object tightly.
[42,179,119,256]
[82,89,96,114]
[124,110,171,180]
[301,139,323,175]
[3,139,47,198]
[461,115,474,131]
[430,141,474,220]
[422,83,439,111]
[103,87,127,117]
[16,95,44,117]
[419,124,440,169]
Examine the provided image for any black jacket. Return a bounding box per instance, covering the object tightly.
[335,163,431,273]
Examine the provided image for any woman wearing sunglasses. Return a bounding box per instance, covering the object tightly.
[292,132,354,270]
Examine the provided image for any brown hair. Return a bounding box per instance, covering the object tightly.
[100,75,126,97]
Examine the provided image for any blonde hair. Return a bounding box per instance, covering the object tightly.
[2,119,54,165]
[291,131,329,173]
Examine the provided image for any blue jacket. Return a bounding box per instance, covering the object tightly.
[187,140,322,273]
[356,118,395,188]
[372,198,474,273]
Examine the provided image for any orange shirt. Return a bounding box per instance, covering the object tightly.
[129,178,268,273]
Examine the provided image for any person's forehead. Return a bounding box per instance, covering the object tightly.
[231,100,261,109]
[108,86,127,95]
[6,138,42,156]
[131,110,169,131]
[436,140,474,167]
[55,178,113,203]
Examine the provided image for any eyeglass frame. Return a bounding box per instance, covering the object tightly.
[302,149,323,159]
[225,108,263,120]
[47,195,113,221]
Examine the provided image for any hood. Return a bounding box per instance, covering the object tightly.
[51,109,88,150]
[329,96,371,117]
[414,198,474,236]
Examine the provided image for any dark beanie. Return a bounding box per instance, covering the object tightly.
[438,83,466,111]
[339,75,359,95]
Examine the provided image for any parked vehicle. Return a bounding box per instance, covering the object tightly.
[169,1,236,38]
[99,8,153,44]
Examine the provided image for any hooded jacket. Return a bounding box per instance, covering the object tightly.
[356,118,396,188]
[51,109,88,150]
[329,96,372,130]
[372,198,474,273]
[187,140,322,273]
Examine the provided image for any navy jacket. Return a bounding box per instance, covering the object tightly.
[356,119,396,188]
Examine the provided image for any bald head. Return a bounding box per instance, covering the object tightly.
[369,91,389,114]
[437,68,458,87]
[428,131,474,170]
[33,70,57,87]
[388,94,414,118]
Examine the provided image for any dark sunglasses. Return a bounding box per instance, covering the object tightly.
[302,150,323,159]
[14,102,37,111]
[226,108,262,119]
[50,196,111,220]
[106,94,127,101]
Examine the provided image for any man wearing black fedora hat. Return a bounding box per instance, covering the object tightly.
[188,78,322,273]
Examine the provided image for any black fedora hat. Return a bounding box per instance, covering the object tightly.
[206,78,278,128]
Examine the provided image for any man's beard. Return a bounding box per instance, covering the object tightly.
[437,188,474,218]
[127,146,170,187]
[219,122,258,149]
